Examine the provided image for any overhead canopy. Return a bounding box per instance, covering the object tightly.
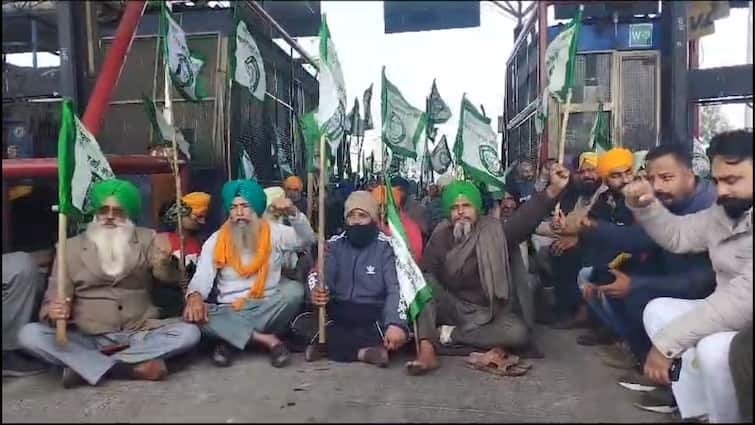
[383,1,480,34]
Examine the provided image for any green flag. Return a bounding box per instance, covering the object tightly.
[300,112,322,173]
[143,95,191,159]
[362,83,374,130]
[430,135,452,174]
[454,95,506,189]
[162,2,207,102]
[427,79,451,124]
[381,67,428,159]
[544,8,582,103]
[385,176,432,323]
[315,15,347,153]
[58,98,115,218]
[232,19,266,102]
[590,102,612,152]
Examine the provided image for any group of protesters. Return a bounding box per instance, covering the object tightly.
[2,129,751,423]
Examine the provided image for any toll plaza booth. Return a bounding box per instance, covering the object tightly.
[504,2,663,167]
[2,1,320,254]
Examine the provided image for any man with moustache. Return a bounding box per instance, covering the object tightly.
[183,179,315,368]
[18,179,201,388]
[626,130,753,422]
[534,152,606,330]
[506,159,538,204]
[576,145,717,386]
[283,176,307,214]
[153,192,212,318]
[406,164,571,375]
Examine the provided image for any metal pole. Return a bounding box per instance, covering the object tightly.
[56,1,78,106]
[81,0,147,135]
[747,1,753,128]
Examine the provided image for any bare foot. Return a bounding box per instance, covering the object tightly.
[405,340,440,376]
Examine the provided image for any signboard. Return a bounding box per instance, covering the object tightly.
[384,1,480,34]
[628,23,653,48]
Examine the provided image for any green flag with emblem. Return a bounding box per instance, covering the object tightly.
[381,67,428,159]
[454,95,506,189]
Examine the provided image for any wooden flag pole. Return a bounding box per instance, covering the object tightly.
[55,213,68,345]
[554,89,573,215]
[163,2,187,287]
[317,133,328,344]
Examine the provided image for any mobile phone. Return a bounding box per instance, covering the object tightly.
[669,358,682,382]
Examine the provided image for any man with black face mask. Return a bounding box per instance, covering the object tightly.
[306,191,408,367]
[625,130,753,423]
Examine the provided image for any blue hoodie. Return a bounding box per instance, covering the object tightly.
[585,178,717,297]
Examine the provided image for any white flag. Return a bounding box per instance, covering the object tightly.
[238,148,255,179]
[314,15,347,153]
[381,67,427,160]
[163,4,206,101]
[143,95,191,159]
[233,20,266,102]
[430,135,452,174]
[454,96,506,189]
[58,99,115,217]
[544,9,582,103]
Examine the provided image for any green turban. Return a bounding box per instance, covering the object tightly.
[90,178,142,220]
[442,180,482,214]
[222,179,267,217]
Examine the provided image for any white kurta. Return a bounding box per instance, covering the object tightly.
[187,213,315,304]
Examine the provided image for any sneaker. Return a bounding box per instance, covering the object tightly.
[2,351,47,378]
[633,387,678,414]
[618,369,659,392]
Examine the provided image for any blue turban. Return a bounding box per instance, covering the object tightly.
[221,179,266,217]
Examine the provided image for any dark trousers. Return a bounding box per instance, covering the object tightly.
[549,247,584,317]
[729,326,753,422]
[416,277,528,350]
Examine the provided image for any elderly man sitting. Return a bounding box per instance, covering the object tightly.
[407,165,570,375]
[19,179,201,388]
[183,179,315,368]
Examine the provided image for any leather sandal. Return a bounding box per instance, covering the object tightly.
[465,347,532,377]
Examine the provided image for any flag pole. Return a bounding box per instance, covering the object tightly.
[554,88,573,215]
[55,213,68,345]
[162,1,187,288]
[317,133,328,344]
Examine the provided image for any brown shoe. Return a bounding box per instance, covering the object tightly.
[130,359,167,381]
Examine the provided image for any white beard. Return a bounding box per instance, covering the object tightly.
[231,220,258,253]
[86,219,135,277]
[453,221,472,243]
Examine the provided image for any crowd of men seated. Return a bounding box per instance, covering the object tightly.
[2,130,751,423]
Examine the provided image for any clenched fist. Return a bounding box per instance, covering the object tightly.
[546,164,571,198]
[623,179,655,208]
[270,197,297,217]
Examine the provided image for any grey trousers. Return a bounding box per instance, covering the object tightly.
[416,278,529,350]
[18,320,201,386]
[202,278,304,350]
[2,252,46,351]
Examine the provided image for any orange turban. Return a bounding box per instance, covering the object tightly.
[371,185,403,205]
[182,192,211,216]
[597,148,634,178]
[283,176,303,191]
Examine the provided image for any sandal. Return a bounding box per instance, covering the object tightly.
[269,343,291,368]
[465,347,532,377]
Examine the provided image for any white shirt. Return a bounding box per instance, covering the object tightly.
[187,213,315,304]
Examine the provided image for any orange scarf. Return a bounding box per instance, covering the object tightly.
[213,219,272,310]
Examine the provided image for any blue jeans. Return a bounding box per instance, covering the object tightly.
[577,267,628,337]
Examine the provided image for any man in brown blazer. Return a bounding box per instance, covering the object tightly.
[18,179,201,388]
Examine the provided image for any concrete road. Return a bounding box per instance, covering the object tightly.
[2,327,674,423]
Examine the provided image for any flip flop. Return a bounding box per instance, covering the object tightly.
[465,348,531,377]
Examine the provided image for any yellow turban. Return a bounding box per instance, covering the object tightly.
[578,152,598,170]
[597,148,634,178]
[182,192,211,216]
[283,176,303,191]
